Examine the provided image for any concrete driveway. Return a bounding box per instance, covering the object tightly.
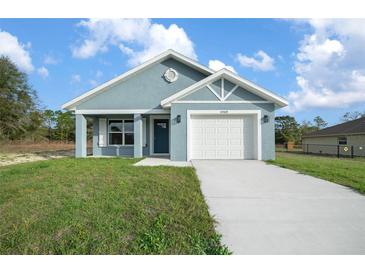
[192,160,365,254]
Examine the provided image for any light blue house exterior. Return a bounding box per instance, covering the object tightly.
[63,50,287,161]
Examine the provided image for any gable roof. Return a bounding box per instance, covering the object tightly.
[303,117,365,138]
[160,68,288,108]
[62,49,214,110]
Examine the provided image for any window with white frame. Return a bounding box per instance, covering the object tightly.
[108,119,134,145]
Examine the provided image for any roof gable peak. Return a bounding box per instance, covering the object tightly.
[160,69,288,107]
[62,49,213,110]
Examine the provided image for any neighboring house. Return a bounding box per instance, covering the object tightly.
[62,50,287,161]
[302,117,365,157]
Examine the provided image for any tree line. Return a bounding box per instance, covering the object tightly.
[275,111,365,144]
[0,56,75,142]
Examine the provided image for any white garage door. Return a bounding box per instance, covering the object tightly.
[190,114,255,160]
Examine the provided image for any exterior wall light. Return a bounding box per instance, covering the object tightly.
[176,115,181,123]
[263,115,269,123]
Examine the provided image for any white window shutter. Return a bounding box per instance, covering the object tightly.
[99,118,107,147]
[142,118,147,147]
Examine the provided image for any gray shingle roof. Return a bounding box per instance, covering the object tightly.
[303,117,365,137]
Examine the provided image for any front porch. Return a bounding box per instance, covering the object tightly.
[75,112,171,158]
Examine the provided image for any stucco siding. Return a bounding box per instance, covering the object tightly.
[210,80,221,94]
[303,136,339,146]
[170,102,275,161]
[182,86,220,101]
[223,79,236,96]
[77,58,208,110]
[351,135,365,156]
[303,135,365,146]
[226,86,265,101]
[348,135,365,146]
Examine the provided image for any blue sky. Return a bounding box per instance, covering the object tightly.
[1,18,364,125]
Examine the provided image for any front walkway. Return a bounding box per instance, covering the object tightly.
[192,160,365,254]
[134,157,192,167]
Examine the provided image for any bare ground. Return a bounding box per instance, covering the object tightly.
[0,150,74,167]
[0,142,77,166]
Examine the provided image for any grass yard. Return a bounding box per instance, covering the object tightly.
[268,152,365,194]
[0,158,229,255]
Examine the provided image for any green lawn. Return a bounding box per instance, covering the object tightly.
[268,152,365,193]
[0,158,229,255]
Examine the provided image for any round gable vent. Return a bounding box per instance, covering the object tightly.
[164,68,178,83]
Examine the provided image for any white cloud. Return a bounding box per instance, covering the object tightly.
[89,79,98,87]
[119,44,134,55]
[208,59,236,73]
[95,70,103,78]
[236,50,275,71]
[71,74,81,83]
[44,55,59,65]
[37,66,49,78]
[0,29,34,73]
[287,19,365,112]
[72,19,197,66]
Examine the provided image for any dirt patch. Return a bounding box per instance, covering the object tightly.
[0,142,75,154]
[0,150,74,167]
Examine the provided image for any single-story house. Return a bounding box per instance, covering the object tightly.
[62,49,288,161]
[302,117,365,157]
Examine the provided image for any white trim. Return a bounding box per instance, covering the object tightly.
[221,78,224,99]
[186,109,262,161]
[223,85,239,100]
[149,115,171,156]
[98,118,107,147]
[142,118,147,147]
[161,69,288,108]
[206,84,222,101]
[62,49,213,110]
[173,100,271,104]
[75,109,170,115]
[137,115,143,151]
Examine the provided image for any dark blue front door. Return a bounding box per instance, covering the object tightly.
[154,119,169,153]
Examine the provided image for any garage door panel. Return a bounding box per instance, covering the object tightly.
[217,134,230,140]
[216,120,228,126]
[230,139,242,146]
[217,151,229,158]
[205,128,216,135]
[229,120,242,126]
[217,128,228,134]
[204,120,216,126]
[230,151,242,158]
[191,114,251,160]
[205,139,216,145]
[228,132,242,138]
[205,150,217,158]
[230,127,242,134]
[229,135,242,140]
[217,139,228,145]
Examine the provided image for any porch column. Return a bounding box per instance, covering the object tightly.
[75,114,87,157]
[134,114,143,158]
